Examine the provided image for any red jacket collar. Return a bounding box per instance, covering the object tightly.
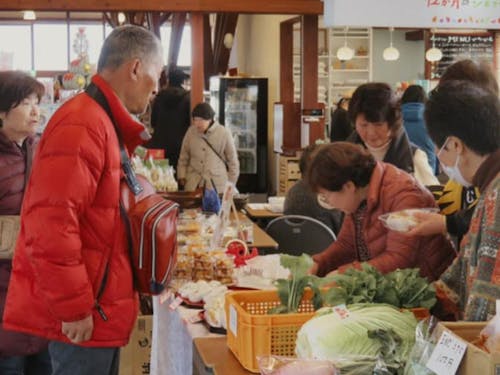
[90,74,150,153]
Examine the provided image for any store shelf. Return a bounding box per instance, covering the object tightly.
[292,26,372,126]
[329,27,372,111]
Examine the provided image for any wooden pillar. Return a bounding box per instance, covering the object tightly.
[301,15,318,106]
[280,20,294,103]
[301,14,324,144]
[280,17,301,154]
[190,12,204,110]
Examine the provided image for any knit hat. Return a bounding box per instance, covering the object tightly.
[192,102,215,120]
[168,68,189,87]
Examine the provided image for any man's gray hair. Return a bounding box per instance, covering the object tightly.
[97,25,162,72]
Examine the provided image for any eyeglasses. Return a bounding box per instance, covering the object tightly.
[437,137,451,158]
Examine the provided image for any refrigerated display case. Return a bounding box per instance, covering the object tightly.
[209,77,268,193]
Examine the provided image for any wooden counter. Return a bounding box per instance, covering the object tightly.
[249,221,278,250]
[244,204,283,220]
[193,336,254,375]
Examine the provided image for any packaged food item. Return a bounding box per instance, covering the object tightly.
[213,252,235,284]
[378,208,438,233]
[479,300,500,353]
[177,220,201,233]
[258,356,338,375]
[174,254,193,280]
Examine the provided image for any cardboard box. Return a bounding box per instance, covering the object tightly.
[119,315,152,375]
[437,321,500,375]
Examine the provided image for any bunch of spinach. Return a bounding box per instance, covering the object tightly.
[323,263,436,309]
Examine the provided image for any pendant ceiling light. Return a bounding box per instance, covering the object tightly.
[336,27,354,62]
[23,10,36,20]
[117,12,126,25]
[383,27,400,61]
[425,29,443,62]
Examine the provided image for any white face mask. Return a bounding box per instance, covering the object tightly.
[317,193,336,210]
[438,138,472,188]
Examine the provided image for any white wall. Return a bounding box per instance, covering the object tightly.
[235,14,293,194]
[372,29,425,86]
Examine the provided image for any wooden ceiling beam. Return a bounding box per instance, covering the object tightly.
[2,0,323,14]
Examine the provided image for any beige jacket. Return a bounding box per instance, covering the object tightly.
[177,122,239,192]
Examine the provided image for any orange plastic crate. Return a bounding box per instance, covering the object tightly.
[225,289,315,373]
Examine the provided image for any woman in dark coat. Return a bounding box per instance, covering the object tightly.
[0,71,51,374]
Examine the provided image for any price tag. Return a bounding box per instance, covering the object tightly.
[426,331,467,375]
[159,289,173,305]
[169,296,183,310]
[229,304,238,337]
[332,304,350,320]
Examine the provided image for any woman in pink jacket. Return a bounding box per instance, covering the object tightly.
[308,142,455,281]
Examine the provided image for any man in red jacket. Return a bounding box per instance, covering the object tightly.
[3,25,163,375]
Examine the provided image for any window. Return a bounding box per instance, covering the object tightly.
[160,24,191,67]
[0,17,192,73]
[0,25,31,70]
[69,24,105,65]
[34,23,68,71]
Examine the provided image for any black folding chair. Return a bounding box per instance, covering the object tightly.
[265,215,336,256]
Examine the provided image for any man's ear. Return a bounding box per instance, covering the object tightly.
[128,58,141,81]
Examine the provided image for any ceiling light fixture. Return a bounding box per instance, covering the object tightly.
[425,29,443,62]
[223,33,234,49]
[383,27,400,61]
[23,10,36,20]
[336,27,354,62]
[117,12,126,25]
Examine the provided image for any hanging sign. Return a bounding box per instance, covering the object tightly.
[428,32,494,79]
[324,0,500,29]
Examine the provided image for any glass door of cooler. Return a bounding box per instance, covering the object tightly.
[224,85,258,174]
[210,77,268,193]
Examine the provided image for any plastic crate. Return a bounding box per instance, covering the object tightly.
[225,289,315,373]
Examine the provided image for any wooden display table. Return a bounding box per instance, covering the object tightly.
[193,336,253,375]
[249,220,278,250]
[244,204,283,220]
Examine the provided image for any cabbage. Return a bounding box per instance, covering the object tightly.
[296,304,417,372]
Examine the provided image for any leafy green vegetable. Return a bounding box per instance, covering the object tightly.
[269,254,333,314]
[296,304,417,374]
[384,268,436,309]
[323,264,436,310]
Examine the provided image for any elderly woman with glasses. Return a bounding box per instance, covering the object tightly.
[307,142,455,280]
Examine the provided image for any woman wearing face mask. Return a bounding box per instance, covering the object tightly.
[0,71,52,373]
[177,102,239,193]
[347,82,438,186]
[306,142,455,280]
[407,59,498,243]
[423,81,500,321]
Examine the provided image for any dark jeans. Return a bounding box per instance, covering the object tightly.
[48,342,120,375]
[0,349,52,375]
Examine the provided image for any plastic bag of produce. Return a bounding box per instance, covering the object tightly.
[478,300,500,353]
[257,356,338,375]
[403,316,440,375]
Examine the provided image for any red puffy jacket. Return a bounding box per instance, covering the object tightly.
[3,75,147,347]
[313,162,456,281]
